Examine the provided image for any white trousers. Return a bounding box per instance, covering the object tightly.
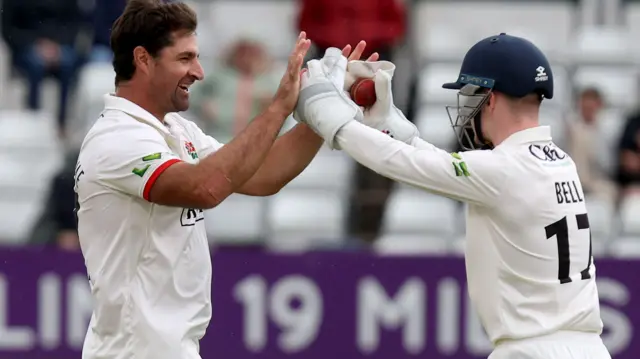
[489,331,611,359]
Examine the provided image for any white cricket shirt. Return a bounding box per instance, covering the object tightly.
[336,122,603,345]
[75,95,223,359]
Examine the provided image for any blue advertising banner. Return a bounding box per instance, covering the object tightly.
[0,248,635,358]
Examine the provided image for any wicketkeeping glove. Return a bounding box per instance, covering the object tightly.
[294,48,363,150]
[346,61,419,144]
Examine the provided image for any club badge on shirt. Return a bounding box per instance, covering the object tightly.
[185,141,198,160]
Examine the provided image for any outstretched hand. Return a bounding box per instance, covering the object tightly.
[271,32,311,116]
[341,41,380,92]
[341,41,380,62]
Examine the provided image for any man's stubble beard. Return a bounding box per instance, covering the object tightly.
[171,91,189,113]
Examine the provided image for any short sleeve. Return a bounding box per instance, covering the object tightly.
[86,121,182,201]
[336,122,506,205]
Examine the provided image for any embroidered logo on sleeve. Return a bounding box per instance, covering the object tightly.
[132,165,150,177]
[451,152,470,177]
[142,153,162,161]
[185,141,198,159]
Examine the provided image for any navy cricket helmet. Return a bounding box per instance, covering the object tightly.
[442,33,554,150]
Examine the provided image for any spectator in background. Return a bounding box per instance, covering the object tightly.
[616,108,640,195]
[189,39,281,143]
[89,0,127,63]
[566,88,617,202]
[1,0,83,135]
[298,0,407,245]
[29,150,80,251]
[298,0,406,62]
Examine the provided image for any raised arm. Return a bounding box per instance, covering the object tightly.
[146,34,311,208]
[235,41,380,196]
[235,122,323,196]
[335,121,504,205]
[293,52,505,205]
[148,105,293,207]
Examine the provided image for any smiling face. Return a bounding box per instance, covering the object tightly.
[146,31,204,113]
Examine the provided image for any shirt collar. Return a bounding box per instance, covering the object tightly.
[497,126,552,147]
[103,94,172,135]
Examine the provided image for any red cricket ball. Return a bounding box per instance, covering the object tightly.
[349,78,376,108]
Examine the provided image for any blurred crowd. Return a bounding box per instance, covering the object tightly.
[1,0,640,255]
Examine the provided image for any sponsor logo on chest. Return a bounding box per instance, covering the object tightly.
[181,208,205,227]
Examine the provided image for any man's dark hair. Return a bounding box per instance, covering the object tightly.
[110,0,197,85]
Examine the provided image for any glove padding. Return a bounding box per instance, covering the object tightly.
[346,61,419,144]
[294,48,363,149]
[344,60,396,90]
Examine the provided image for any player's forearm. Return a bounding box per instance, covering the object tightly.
[237,123,324,196]
[193,105,290,204]
[335,121,434,188]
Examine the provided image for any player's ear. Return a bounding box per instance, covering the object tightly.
[133,46,151,76]
[487,92,498,112]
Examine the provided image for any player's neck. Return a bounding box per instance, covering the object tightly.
[490,117,539,146]
[115,84,167,123]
